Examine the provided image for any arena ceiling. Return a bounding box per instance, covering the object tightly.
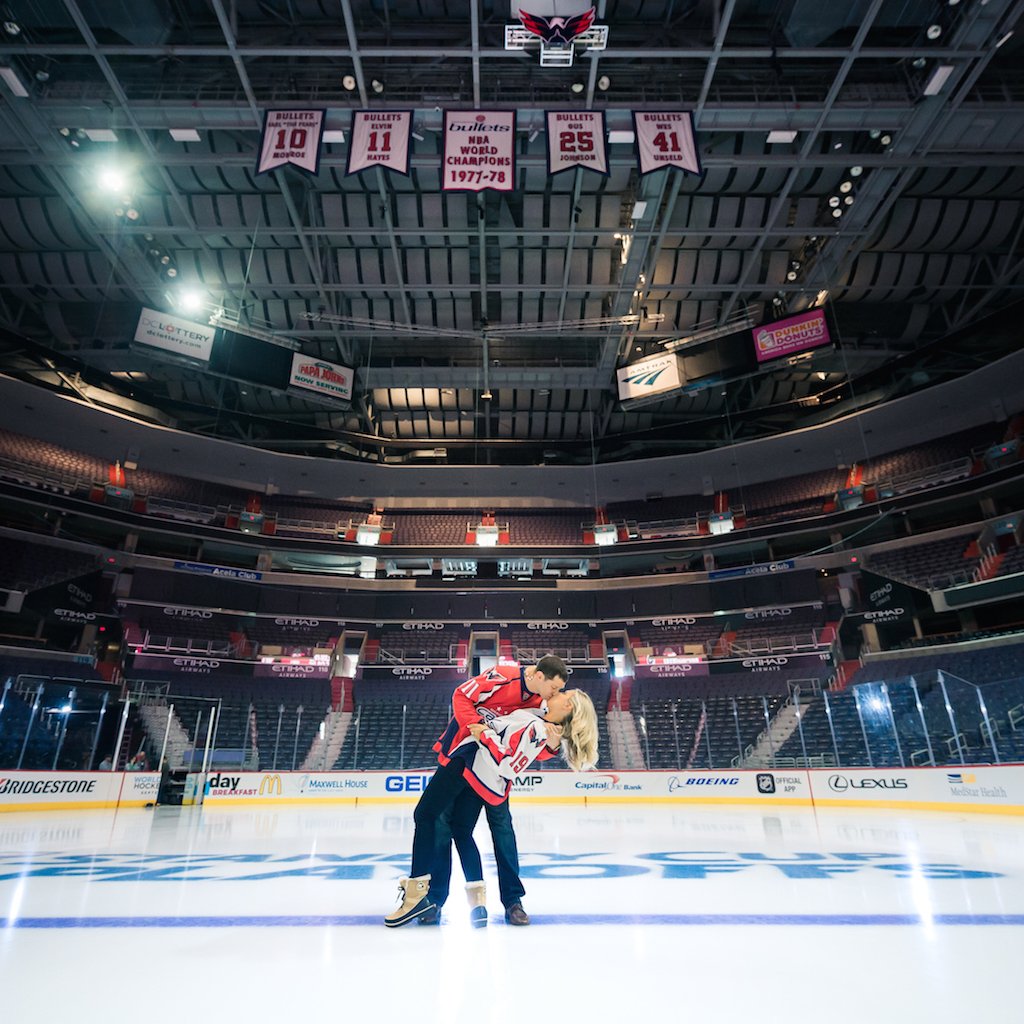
[0,0,1022,468]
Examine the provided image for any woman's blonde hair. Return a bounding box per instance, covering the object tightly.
[561,690,599,772]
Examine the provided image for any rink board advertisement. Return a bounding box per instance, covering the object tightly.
[808,766,1024,813]
[118,772,162,807]
[0,772,123,811]
[197,769,816,807]
[4,767,1023,814]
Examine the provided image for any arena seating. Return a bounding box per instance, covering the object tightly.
[0,543,98,591]
[867,534,981,589]
[335,680,453,770]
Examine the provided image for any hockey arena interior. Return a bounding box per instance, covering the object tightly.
[1,1,1024,1021]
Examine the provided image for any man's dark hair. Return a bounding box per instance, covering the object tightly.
[536,653,568,681]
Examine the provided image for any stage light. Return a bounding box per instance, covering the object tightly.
[98,167,127,193]
[828,196,840,207]
[342,74,356,90]
[844,195,854,205]
[570,80,585,93]
[178,288,204,314]
[880,133,892,146]
[831,208,843,218]
[927,24,942,39]
[839,180,853,193]
[786,270,798,281]
[597,74,610,90]
[370,79,384,93]
[912,57,927,69]
[850,165,863,176]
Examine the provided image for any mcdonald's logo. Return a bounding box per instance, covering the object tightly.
[258,774,283,796]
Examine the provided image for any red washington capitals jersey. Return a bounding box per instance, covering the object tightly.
[450,708,551,805]
[433,663,552,765]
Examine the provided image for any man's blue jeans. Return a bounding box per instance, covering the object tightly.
[427,798,525,910]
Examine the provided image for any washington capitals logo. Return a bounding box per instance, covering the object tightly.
[518,7,596,47]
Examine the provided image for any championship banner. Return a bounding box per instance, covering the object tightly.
[134,307,215,363]
[346,110,412,176]
[753,308,832,364]
[442,110,516,192]
[256,109,325,175]
[546,110,608,176]
[633,111,701,176]
[289,352,354,402]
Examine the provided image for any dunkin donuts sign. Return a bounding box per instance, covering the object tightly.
[753,309,831,364]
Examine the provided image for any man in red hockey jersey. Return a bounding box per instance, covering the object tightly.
[420,654,568,926]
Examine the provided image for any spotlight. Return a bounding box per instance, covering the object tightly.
[790,260,801,270]
[786,270,798,281]
[831,208,843,218]
[850,165,863,176]
[126,208,139,220]
[596,74,610,90]
[880,133,892,146]
[370,79,384,93]
[839,180,853,193]
[927,24,941,39]
[98,167,126,193]
[166,267,177,277]
[178,288,204,314]
[843,195,854,205]
[3,21,20,35]
[570,81,585,94]
[828,196,840,207]
[869,130,881,139]
[833,141,843,150]
[160,255,170,265]
[912,57,927,69]
[342,74,357,90]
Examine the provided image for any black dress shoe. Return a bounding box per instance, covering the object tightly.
[504,903,530,926]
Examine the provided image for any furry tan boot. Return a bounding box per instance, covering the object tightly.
[384,875,434,928]
[466,880,488,929]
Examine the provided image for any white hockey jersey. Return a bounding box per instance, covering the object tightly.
[449,706,553,805]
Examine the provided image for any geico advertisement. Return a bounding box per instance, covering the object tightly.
[0,772,122,810]
[809,766,1024,809]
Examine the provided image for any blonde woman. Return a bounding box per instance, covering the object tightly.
[385,689,599,929]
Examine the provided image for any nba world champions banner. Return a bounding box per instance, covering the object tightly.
[442,110,516,192]
[633,111,701,176]
[257,110,325,175]
[347,111,412,176]
[546,111,608,176]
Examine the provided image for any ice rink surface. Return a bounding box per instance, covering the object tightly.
[1,801,1022,1023]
